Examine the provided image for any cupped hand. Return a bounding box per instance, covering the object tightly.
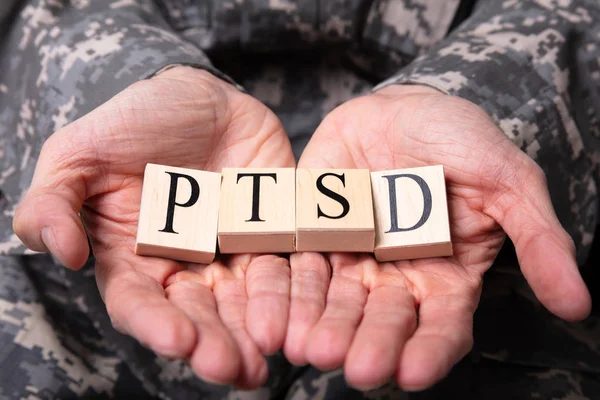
[284,85,591,391]
[13,66,295,388]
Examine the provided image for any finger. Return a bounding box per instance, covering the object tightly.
[95,252,197,360]
[305,254,367,370]
[397,294,475,391]
[487,162,591,321]
[213,257,268,389]
[13,130,93,269]
[344,285,416,390]
[245,255,291,355]
[166,279,241,385]
[283,252,330,365]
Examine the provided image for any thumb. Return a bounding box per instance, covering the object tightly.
[487,161,591,321]
[13,127,94,270]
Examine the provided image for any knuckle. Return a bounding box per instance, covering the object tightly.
[42,123,100,172]
[109,316,126,334]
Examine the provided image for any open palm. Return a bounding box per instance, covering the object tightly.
[285,85,591,390]
[13,67,295,388]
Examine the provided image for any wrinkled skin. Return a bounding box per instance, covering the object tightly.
[284,85,591,391]
[13,71,592,392]
[13,66,296,389]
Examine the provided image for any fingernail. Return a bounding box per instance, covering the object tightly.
[257,361,269,385]
[41,227,55,254]
[402,386,427,393]
[156,350,180,360]
[110,317,126,334]
[41,227,64,266]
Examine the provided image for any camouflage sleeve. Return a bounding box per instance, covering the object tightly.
[375,0,600,264]
[0,0,234,213]
[362,0,462,61]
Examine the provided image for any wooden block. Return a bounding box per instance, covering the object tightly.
[135,163,221,264]
[296,169,375,252]
[370,165,452,262]
[218,168,295,253]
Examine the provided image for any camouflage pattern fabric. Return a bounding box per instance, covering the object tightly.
[377,0,600,265]
[1,0,599,398]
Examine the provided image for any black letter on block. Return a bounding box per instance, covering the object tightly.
[316,173,350,220]
[237,173,277,222]
[159,172,200,234]
[383,174,432,233]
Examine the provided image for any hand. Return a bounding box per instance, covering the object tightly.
[284,85,591,391]
[13,66,295,388]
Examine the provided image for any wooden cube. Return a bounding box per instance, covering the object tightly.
[135,163,221,264]
[296,169,375,252]
[218,168,295,253]
[371,165,452,262]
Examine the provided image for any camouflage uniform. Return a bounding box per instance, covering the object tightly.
[1,0,600,398]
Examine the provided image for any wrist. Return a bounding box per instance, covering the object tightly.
[375,84,444,99]
[153,65,242,95]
